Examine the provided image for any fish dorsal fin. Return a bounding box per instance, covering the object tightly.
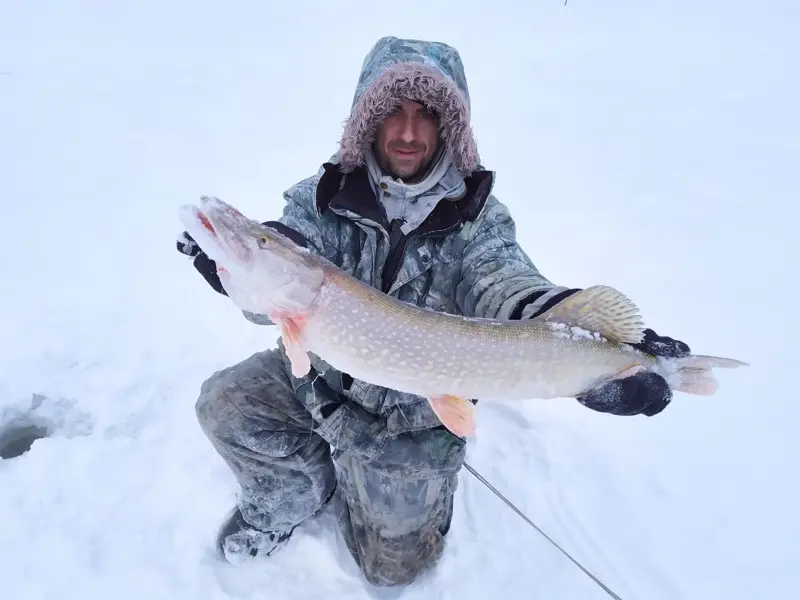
[532,285,646,345]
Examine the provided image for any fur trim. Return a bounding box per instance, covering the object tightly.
[338,62,479,176]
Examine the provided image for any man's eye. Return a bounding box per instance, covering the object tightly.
[421,107,438,120]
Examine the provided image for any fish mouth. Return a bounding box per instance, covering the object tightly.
[196,209,217,238]
[179,197,255,267]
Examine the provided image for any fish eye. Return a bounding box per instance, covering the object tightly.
[257,235,269,247]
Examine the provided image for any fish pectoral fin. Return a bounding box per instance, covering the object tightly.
[273,314,311,378]
[531,285,646,345]
[428,395,475,438]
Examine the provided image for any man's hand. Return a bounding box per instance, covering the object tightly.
[576,328,691,417]
[176,231,227,295]
[522,288,691,417]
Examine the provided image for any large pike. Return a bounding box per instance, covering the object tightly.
[179,196,748,437]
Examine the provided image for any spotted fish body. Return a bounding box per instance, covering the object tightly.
[179,196,748,437]
[304,269,656,401]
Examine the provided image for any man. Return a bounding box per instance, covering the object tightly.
[177,36,690,586]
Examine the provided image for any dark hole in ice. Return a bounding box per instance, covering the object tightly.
[0,424,50,459]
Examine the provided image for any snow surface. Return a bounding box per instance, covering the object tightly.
[1,1,798,598]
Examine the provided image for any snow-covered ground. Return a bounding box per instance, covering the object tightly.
[2,1,797,598]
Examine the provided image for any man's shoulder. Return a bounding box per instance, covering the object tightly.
[283,157,354,216]
[478,192,510,218]
[460,188,516,239]
[276,160,350,258]
[283,163,329,206]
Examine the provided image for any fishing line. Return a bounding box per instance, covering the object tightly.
[463,461,623,600]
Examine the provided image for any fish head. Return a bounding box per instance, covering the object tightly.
[179,196,324,316]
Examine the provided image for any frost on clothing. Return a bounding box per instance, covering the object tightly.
[195,35,569,585]
[196,343,464,586]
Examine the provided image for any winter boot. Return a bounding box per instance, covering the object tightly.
[216,507,294,565]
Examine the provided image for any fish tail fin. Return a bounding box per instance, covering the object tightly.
[664,354,749,395]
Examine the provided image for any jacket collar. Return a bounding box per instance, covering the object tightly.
[315,162,494,236]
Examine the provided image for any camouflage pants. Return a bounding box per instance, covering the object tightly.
[194,346,466,586]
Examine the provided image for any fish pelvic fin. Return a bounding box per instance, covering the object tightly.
[532,285,646,345]
[275,314,311,378]
[428,395,475,438]
[661,354,749,395]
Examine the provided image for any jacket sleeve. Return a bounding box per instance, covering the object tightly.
[455,197,577,320]
[241,173,329,325]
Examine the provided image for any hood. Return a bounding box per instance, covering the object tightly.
[337,36,480,177]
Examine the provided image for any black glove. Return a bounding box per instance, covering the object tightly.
[176,232,227,295]
[577,328,691,416]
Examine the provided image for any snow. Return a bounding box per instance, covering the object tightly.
[548,322,606,342]
[1,1,797,599]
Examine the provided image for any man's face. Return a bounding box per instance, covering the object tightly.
[373,100,441,183]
